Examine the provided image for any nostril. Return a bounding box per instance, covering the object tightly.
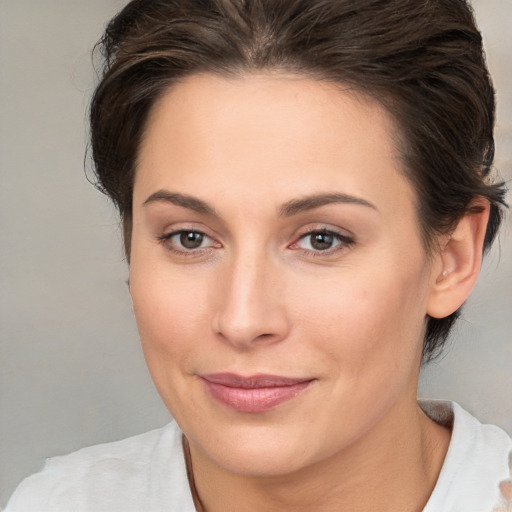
[251,333,279,344]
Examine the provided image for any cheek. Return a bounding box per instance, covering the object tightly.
[129,262,212,380]
[129,270,217,426]
[293,261,428,375]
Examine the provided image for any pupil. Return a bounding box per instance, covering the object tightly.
[180,231,203,249]
[311,233,333,250]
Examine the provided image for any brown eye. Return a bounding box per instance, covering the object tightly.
[310,232,334,251]
[158,229,217,254]
[180,231,204,249]
[294,229,354,254]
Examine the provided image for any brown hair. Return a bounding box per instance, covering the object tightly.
[89,0,507,361]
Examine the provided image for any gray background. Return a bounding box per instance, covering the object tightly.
[0,0,510,507]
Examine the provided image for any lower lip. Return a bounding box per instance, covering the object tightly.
[202,380,313,413]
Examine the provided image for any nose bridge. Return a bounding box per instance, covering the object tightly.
[213,242,287,348]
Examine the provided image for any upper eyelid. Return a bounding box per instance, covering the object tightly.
[299,227,348,236]
[160,228,215,243]
[160,223,214,238]
[289,228,355,252]
[294,224,354,240]
[296,230,353,243]
[160,228,205,237]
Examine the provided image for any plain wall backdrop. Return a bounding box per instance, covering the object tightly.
[1,0,511,507]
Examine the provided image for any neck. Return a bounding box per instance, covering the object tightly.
[186,398,450,512]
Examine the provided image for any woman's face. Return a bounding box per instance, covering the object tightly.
[130,73,440,476]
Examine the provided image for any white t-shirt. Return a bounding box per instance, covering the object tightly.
[6,401,512,512]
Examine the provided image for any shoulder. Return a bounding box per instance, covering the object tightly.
[5,421,195,512]
[421,400,512,512]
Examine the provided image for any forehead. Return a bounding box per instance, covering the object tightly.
[135,72,415,218]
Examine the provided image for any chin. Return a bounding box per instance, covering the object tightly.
[212,447,311,478]
[188,420,325,477]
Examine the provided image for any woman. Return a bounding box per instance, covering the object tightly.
[6,0,512,510]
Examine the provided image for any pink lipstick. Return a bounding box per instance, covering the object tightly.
[200,373,314,413]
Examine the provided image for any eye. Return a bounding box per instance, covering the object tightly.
[302,231,337,251]
[177,231,206,249]
[158,229,219,253]
[293,229,354,254]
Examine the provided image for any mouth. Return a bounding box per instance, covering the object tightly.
[199,373,315,413]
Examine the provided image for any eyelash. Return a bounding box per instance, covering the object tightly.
[157,229,219,257]
[291,228,354,257]
[157,228,354,258]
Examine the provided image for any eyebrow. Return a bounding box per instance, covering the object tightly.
[143,190,377,217]
[279,193,377,216]
[143,190,219,216]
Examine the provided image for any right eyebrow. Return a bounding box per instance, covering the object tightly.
[142,190,220,217]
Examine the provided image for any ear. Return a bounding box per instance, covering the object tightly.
[427,198,490,319]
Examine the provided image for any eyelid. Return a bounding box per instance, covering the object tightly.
[293,223,354,242]
[158,221,219,242]
[161,229,209,243]
[157,226,222,256]
[289,226,355,255]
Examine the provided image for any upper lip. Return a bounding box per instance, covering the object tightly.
[200,373,314,389]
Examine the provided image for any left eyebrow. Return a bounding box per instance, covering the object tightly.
[279,193,377,217]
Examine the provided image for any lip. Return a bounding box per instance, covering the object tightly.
[200,373,315,413]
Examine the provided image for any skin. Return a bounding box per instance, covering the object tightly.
[129,72,486,511]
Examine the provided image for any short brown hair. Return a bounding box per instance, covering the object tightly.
[89,0,507,361]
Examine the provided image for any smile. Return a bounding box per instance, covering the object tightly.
[200,373,315,413]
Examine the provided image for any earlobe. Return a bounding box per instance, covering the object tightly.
[427,198,490,319]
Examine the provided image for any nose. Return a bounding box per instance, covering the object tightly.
[212,249,290,350]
